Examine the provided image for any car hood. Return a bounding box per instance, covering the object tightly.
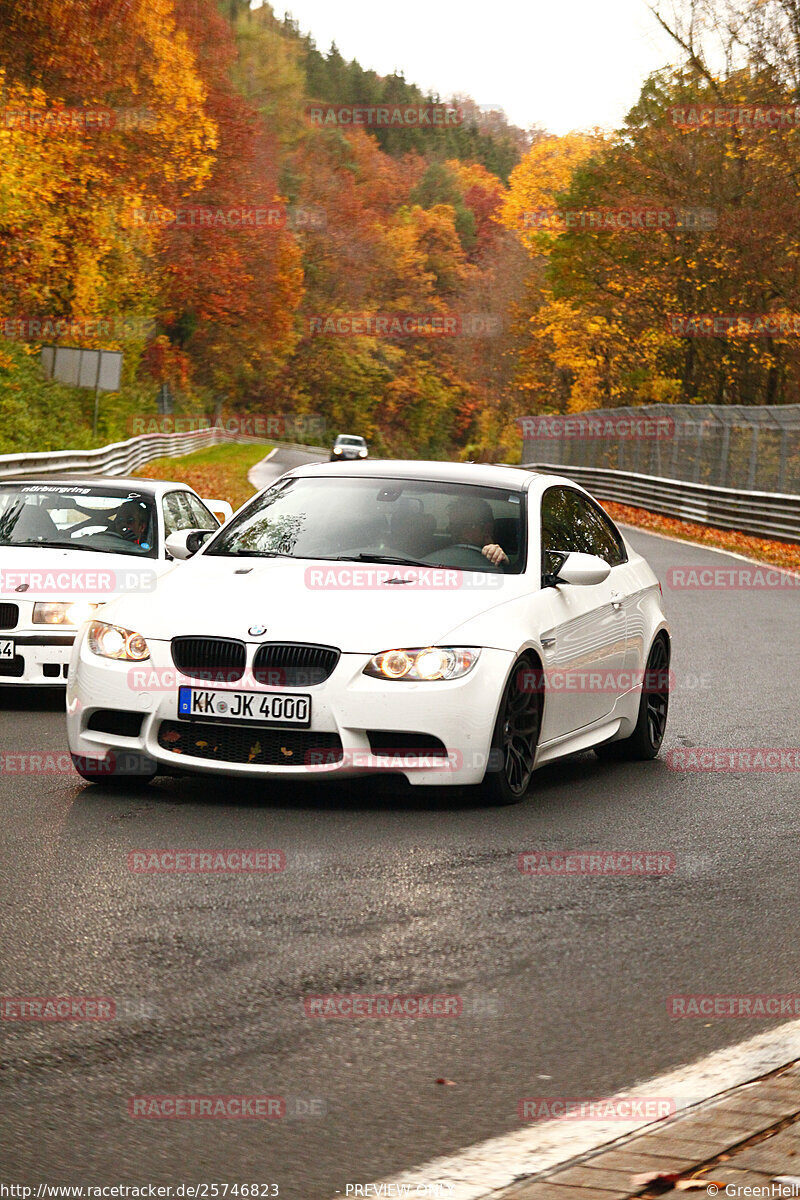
[102,554,530,651]
[0,545,165,601]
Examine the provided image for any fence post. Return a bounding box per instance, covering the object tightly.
[747,420,760,491]
[719,420,731,488]
[778,429,789,493]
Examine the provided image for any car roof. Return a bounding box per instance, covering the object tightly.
[285,459,539,490]
[0,475,191,495]
[334,434,367,441]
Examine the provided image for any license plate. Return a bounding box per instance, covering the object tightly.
[0,640,14,660]
[178,686,311,727]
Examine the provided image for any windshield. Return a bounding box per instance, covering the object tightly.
[0,484,158,558]
[205,476,527,573]
[337,436,365,446]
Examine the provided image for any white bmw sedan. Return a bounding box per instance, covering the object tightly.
[66,461,670,803]
[0,477,229,686]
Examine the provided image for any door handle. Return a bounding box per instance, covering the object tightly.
[610,592,624,610]
[541,636,556,647]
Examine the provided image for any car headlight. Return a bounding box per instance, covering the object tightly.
[87,619,150,661]
[33,601,103,626]
[364,647,480,681]
[333,446,342,454]
[358,449,367,458]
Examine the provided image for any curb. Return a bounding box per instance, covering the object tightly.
[496,1061,800,1199]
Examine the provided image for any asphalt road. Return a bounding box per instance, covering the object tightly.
[2,449,799,1198]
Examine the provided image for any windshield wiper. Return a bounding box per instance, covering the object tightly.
[334,552,432,567]
[0,539,104,552]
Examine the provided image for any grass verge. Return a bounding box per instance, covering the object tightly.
[135,443,271,512]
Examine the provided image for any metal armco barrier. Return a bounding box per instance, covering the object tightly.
[525,462,800,543]
[0,428,266,481]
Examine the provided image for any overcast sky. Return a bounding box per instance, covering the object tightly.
[265,0,681,134]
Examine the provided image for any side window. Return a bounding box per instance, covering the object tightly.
[541,486,626,572]
[162,492,196,536]
[541,487,582,561]
[184,493,218,530]
[566,490,627,566]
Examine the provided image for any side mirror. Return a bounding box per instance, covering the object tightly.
[553,552,611,586]
[165,528,214,560]
[201,498,233,525]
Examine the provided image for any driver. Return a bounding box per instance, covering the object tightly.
[114,500,149,545]
[448,498,509,567]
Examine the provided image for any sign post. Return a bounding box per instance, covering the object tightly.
[40,346,123,440]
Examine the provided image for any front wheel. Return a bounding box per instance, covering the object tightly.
[481,653,541,805]
[594,634,670,761]
[71,752,157,786]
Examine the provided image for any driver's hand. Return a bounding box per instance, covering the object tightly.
[482,543,508,566]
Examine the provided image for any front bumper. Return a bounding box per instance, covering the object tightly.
[66,633,513,786]
[0,632,75,685]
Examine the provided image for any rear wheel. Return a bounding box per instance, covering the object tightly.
[481,653,541,805]
[595,635,670,761]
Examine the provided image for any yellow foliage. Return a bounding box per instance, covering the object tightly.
[500,133,601,254]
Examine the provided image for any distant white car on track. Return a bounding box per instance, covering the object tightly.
[66,460,670,803]
[330,434,368,462]
[0,476,231,686]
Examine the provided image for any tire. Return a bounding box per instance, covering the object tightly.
[594,634,670,761]
[480,652,542,805]
[71,752,157,786]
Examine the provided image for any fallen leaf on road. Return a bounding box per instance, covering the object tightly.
[631,1172,682,1190]
[676,1181,727,1191]
[435,1078,456,1086]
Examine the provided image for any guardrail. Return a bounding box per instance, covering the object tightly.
[524,462,800,543]
[0,427,267,481]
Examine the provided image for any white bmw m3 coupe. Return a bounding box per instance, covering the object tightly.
[66,461,670,804]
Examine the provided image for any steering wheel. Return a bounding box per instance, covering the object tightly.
[56,516,104,537]
[423,543,502,572]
